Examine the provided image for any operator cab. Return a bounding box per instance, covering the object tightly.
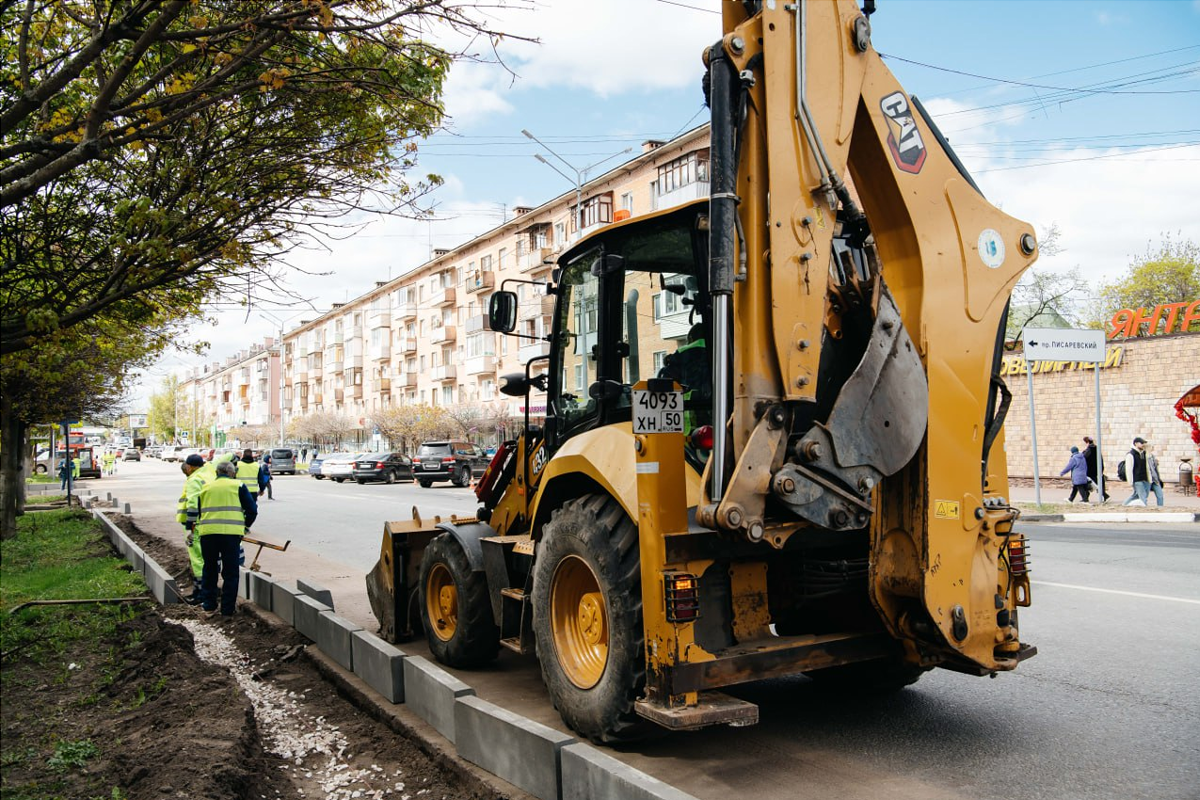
[490,200,713,471]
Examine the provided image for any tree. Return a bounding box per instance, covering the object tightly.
[1004,224,1088,340]
[0,316,163,537]
[1,1,526,354]
[1096,235,1200,334]
[147,375,188,442]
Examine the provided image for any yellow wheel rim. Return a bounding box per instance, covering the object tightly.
[426,563,458,642]
[550,555,608,689]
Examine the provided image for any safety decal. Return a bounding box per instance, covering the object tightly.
[977,229,1006,269]
[934,500,960,520]
[880,91,926,174]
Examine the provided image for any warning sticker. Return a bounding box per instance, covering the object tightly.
[934,500,961,520]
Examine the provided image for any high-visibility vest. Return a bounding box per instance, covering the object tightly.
[195,477,246,537]
[177,470,208,524]
[236,461,261,495]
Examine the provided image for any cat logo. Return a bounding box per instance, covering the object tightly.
[934,500,960,520]
[880,91,927,174]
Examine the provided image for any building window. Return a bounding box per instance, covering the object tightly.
[656,150,710,196]
[620,192,633,212]
[653,351,667,373]
[442,385,454,405]
[574,193,613,231]
[652,291,681,320]
[498,247,508,270]
[480,254,493,271]
[555,222,566,245]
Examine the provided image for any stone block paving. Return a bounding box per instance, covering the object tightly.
[316,611,361,671]
[351,630,406,703]
[403,656,474,743]
[455,695,576,800]
[293,594,330,641]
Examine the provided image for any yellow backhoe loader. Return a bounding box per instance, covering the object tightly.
[368,0,1037,744]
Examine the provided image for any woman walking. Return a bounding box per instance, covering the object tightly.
[1060,445,1091,503]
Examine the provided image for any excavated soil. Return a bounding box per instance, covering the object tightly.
[1,516,509,800]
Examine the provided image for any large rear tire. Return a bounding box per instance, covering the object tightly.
[803,656,927,693]
[532,494,654,744]
[418,533,499,668]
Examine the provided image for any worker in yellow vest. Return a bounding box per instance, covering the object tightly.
[236,449,262,499]
[102,450,116,476]
[177,454,209,604]
[191,460,257,616]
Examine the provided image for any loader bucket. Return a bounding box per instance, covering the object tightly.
[365,507,442,643]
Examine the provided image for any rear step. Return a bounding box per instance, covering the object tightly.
[635,691,758,730]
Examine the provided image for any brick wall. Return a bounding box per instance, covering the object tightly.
[1001,332,1199,483]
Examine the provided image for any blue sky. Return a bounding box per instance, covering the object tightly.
[131,0,1200,406]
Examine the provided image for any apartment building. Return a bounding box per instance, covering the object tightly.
[181,339,280,444]
[187,124,711,444]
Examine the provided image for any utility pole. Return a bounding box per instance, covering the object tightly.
[521,129,631,241]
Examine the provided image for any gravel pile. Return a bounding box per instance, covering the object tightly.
[182,620,416,800]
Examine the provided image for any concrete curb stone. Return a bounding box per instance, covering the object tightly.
[403,656,474,743]
[561,742,700,800]
[455,695,575,800]
[296,578,335,610]
[270,580,303,626]
[248,571,275,611]
[238,567,252,599]
[294,594,330,641]
[316,610,362,671]
[351,630,406,703]
[144,559,181,605]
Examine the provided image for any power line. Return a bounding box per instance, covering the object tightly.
[974,141,1200,173]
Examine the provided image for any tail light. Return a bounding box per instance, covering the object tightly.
[690,425,714,451]
[1007,536,1030,576]
[376,462,385,469]
[664,572,700,623]
[442,456,455,463]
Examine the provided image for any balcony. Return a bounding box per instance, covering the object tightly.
[519,341,551,362]
[328,360,343,373]
[432,365,457,382]
[465,355,496,376]
[652,179,709,212]
[373,341,392,361]
[432,286,456,307]
[310,363,323,379]
[466,270,495,294]
[346,326,363,341]
[344,355,363,370]
[351,384,364,400]
[281,397,292,411]
[465,313,490,334]
[334,389,344,404]
[396,301,417,320]
[519,247,555,273]
[328,330,344,346]
[378,377,391,393]
[399,373,418,389]
[369,310,391,328]
[431,325,456,345]
[520,294,555,321]
[401,338,417,354]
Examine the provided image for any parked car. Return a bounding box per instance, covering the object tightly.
[308,455,326,479]
[321,452,364,483]
[122,448,141,461]
[33,448,52,474]
[353,453,413,485]
[268,448,297,475]
[410,440,489,488]
[161,446,181,462]
[178,448,199,463]
[144,446,162,458]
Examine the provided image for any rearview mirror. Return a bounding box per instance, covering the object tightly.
[489,291,517,333]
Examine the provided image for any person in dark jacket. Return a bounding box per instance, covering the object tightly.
[1060,446,1090,502]
[1081,436,1110,502]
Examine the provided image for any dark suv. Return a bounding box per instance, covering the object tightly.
[353,452,413,484]
[411,441,489,488]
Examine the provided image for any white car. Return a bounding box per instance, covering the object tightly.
[321,453,365,483]
[161,446,180,462]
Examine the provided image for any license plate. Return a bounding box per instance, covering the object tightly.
[632,389,685,434]
[424,463,439,470]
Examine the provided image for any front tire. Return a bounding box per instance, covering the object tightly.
[418,534,499,668]
[384,470,396,485]
[532,494,652,744]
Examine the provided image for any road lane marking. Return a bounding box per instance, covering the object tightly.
[1033,581,1200,605]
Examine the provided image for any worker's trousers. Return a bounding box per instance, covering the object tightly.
[200,534,243,615]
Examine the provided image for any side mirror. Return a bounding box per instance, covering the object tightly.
[500,372,530,397]
[489,291,517,333]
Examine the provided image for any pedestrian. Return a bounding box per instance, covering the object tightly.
[1122,437,1151,506]
[1081,436,1110,502]
[178,454,210,604]
[57,458,71,490]
[236,449,261,499]
[192,459,257,617]
[301,447,308,463]
[102,449,116,476]
[1145,443,1166,507]
[258,455,273,500]
[1059,446,1090,503]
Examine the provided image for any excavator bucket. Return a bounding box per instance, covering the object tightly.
[365,507,443,643]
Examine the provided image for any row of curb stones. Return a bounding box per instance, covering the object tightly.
[91,503,694,800]
[1021,511,1200,523]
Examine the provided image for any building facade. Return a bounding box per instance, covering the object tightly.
[267,125,712,444]
[181,338,281,446]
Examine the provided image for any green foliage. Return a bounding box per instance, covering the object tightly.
[1096,235,1200,330]
[0,1,515,355]
[48,739,98,773]
[0,510,147,661]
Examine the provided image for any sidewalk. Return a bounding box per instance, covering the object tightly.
[1007,482,1200,523]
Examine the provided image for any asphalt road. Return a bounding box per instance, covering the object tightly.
[88,460,1200,800]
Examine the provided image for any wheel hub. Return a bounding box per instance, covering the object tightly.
[550,555,609,689]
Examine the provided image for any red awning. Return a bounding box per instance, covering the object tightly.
[1178,385,1200,409]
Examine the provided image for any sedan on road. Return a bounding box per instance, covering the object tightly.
[321,453,364,483]
[122,448,141,461]
[353,453,413,485]
[308,455,326,479]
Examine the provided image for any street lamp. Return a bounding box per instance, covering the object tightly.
[259,309,309,448]
[521,129,632,241]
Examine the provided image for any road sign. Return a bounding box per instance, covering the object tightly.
[1024,327,1106,363]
